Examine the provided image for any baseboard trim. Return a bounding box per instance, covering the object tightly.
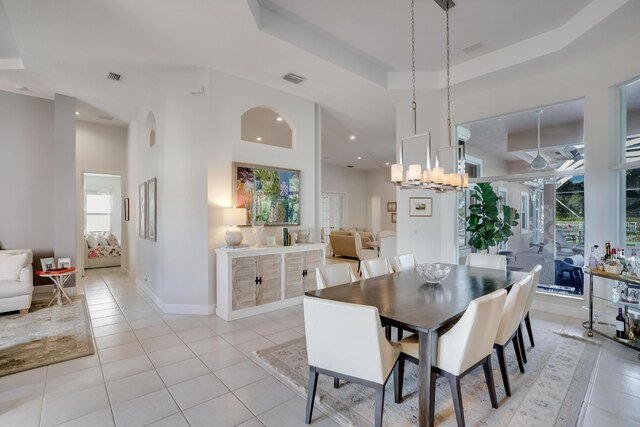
[135,279,216,315]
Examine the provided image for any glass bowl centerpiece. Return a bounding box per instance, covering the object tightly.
[416,263,451,284]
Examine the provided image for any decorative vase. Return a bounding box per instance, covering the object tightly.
[252,221,265,247]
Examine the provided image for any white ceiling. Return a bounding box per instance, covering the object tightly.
[0,0,638,170]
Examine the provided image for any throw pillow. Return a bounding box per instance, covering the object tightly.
[106,233,119,246]
[97,234,108,246]
[86,234,99,249]
[0,252,28,280]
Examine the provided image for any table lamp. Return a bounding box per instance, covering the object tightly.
[223,207,246,247]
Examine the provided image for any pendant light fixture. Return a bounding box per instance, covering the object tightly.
[391,0,467,192]
[530,110,548,170]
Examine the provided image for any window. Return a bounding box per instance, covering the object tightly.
[621,78,640,250]
[85,192,112,234]
[320,192,345,243]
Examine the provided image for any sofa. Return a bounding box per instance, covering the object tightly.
[0,249,34,315]
[329,230,373,258]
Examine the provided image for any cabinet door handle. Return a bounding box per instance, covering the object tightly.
[302,269,307,277]
[255,276,262,285]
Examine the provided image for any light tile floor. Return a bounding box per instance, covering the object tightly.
[0,267,636,426]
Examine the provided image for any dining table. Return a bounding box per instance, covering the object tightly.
[305,263,528,427]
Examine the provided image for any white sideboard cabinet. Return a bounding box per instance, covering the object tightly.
[216,243,326,320]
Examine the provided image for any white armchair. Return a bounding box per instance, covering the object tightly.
[316,264,358,290]
[354,232,377,274]
[0,249,34,315]
[395,288,507,426]
[494,274,533,396]
[303,297,401,427]
[465,253,507,271]
[360,258,393,279]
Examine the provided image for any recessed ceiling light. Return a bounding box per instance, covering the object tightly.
[276,117,283,122]
[75,112,79,116]
[385,162,390,166]
[350,136,356,140]
[356,156,362,160]
[256,137,262,141]
[496,117,503,121]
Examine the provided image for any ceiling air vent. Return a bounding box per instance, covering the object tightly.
[282,73,306,84]
[106,72,122,81]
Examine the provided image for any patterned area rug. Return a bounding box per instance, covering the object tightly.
[0,295,95,377]
[254,328,600,427]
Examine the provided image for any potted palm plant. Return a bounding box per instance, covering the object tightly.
[465,183,519,252]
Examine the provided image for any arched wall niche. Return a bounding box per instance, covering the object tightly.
[145,112,156,147]
[241,106,293,149]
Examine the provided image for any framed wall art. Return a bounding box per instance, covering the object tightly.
[139,181,147,238]
[147,178,157,241]
[391,213,397,224]
[409,197,433,217]
[387,202,397,212]
[124,197,130,221]
[233,162,300,226]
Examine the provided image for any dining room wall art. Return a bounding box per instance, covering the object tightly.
[138,181,147,238]
[409,197,433,217]
[233,162,300,226]
[147,177,157,241]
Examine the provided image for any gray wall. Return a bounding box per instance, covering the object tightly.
[0,90,55,284]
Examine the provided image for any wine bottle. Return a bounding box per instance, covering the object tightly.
[605,240,612,261]
[616,307,626,338]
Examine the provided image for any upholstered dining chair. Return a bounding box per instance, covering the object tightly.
[354,232,377,274]
[315,263,358,290]
[303,297,401,427]
[465,253,507,271]
[394,288,508,427]
[494,274,533,397]
[519,264,542,362]
[392,253,416,272]
[361,258,393,279]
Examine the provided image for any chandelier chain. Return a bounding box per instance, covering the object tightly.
[411,0,417,134]
[446,3,451,147]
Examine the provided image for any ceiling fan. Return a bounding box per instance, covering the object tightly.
[530,110,548,170]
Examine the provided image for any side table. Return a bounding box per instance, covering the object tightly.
[37,268,78,306]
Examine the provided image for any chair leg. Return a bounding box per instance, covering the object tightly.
[525,313,535,347]
[495,345,511,397]
[512,335,525,374]
[305,366,319,424]
[394,357,405,403]
[357,260,361,274]
[385,325,391,341]
[517,325,527,364]
[448,375,465,427]
[374,383,385,427]
[333,377,340,388]
[397,327,404,341]
[482,356,499,409]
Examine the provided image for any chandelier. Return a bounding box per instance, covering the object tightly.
[391,0,468,192]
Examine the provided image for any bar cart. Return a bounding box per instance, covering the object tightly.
[584,267,640,358]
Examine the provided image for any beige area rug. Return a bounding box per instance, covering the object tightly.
[0,295,95,377]
[254,328,600,427]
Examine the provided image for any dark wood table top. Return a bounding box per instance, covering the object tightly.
[306,264,528,334]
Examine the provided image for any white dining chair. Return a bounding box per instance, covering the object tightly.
[465,253,507,271]
[304,297,401,427]
[354,232,377,274]
[361,258,393,279]
[519,264,542,362]
[392,253,416,272]
[394,288,508,426]
[494,274,533,396]
[316,264,358,290]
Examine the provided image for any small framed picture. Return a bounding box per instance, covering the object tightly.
[266,236,277,247]
[57,257,71,269]
[391,213,397,223]
[409,197,433,217]
[41,257,55,271]
[387,202,397,212]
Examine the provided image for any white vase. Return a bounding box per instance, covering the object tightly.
[252,221,265,247]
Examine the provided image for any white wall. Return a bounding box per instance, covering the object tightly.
[0,90,55,284]
[395,30,640,316]
[321,164,368,229]
[366,168,397,233]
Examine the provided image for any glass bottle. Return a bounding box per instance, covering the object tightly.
[589,246,598,268]
[605,240,612,261]
[616,307,626,339]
